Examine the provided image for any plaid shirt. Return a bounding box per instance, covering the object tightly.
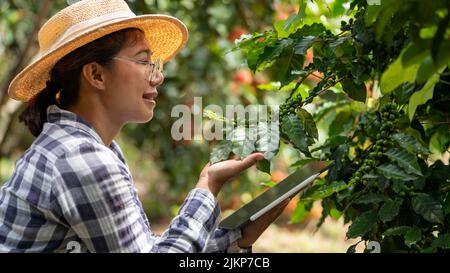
[0,105,240,252]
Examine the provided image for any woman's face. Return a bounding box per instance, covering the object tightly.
[103,31,164,125]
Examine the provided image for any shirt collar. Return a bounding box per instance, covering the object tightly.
[46,105,126,162]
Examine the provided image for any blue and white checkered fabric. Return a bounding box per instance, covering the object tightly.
[0,105,240,252]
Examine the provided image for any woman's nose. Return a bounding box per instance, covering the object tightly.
[150,70,164,87]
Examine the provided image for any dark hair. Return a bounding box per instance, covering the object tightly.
[19,28,144,137]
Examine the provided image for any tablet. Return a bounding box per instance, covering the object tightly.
[219,160,333,230]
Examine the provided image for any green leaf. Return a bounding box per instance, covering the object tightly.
[379,198,403,223]
[256,122,280,160]
[412,193,444,224]
[354,193,387,204]
[302,181,348,201]
[429,125,450,154]
[381,44,423,95]
[383,226,411,237]
[347,209,378,238]
[296,108,318,140]
[431,13,450,63]
[275,3,306,38]
[385,148,422,176]
[290,158,318,168]
[281,114,311,156]
[310,135,347,153]
[328,110,353,136]
[256,159,271,174]
[351,17,372,45]
[256,38,293,72]
[359,112,381,139]
[431,233,450,250]
[392,133,430,155]
[290,23,326,38]
[404,227,422,248]
[203,109,230,123]
[260,180,277,188]
[444,193,450,215]
[210,140,233,164]
[330,208,341,220]
[346,243,359,253]
[290,200,313,223]
[408,72,440,121]
[230,127,256,159]
[341,78,367,102]
[393,82,416,105]
[329,37,348,53]
[376,164,419,181]
[293,36,315,55]
[276,48,303,85]
[415,54,442,85]
[402,41,430,68]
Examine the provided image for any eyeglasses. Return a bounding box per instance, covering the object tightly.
[112,56,162,82]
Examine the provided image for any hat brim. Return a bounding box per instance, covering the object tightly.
[8,14,188,102]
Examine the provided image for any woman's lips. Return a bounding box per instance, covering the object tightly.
[142,92,158,100]
[142,92,158,104]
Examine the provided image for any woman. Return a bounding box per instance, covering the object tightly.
[0,0,288,253]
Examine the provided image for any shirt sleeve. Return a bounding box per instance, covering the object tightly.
[204,228,242,252]
[51,141,221,253]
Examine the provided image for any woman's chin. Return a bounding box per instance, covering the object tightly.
[131,109,154,123]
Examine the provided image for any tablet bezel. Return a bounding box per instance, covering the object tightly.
[219,161,333,230]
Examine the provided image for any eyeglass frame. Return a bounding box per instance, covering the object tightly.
[112,56,162,82]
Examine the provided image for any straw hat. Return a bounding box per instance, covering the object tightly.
[8,0,188,102]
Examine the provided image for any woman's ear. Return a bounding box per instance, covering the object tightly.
[81,62,107,91]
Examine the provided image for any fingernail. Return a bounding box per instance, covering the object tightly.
[255,153,265,160]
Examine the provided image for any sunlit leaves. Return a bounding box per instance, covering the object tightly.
[381,44,423,94]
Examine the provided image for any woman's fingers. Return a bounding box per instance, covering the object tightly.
[234,153,265,172]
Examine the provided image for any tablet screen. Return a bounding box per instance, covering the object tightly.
[219,160,332,230]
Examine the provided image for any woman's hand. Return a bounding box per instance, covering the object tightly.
[237,198,291,248]
[196,153,265,197]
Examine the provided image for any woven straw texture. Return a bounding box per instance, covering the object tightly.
[8,0,188,101]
